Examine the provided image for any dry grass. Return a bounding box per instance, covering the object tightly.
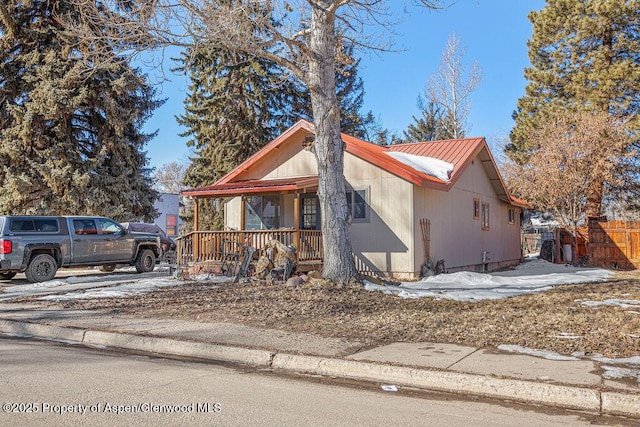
[36,271,640,358]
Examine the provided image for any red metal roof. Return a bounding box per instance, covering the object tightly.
[388,138,484,174]
[182,176,318,198]
[182,120,523,206]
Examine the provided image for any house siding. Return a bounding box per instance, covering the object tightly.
[254,133,318,179]
[344,151,416,277]
[413,159,521,274]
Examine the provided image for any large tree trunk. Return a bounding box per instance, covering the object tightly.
[308,2,358,283]
[586,180,603,219]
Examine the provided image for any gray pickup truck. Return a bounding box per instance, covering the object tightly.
[0,216,161,283]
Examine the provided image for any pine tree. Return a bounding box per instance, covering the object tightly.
[0,1,161,220]
[508,0,640,217]
[176,46,288,230]
[403,98,445,142]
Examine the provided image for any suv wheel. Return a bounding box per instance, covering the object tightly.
[0,272,17,280]
[134,249,156,273]
[25,254,57,283]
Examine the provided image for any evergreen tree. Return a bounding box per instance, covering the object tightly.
[176,45,289,230]
[0,1,160,220]
[508,0,640,217]
[403,98,446,142]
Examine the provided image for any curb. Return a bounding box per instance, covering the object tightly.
[272,354,601,412]
[1,319,638,418]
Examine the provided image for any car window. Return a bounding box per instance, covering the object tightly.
[98,219,123,235]
[10,219,35,232]
[73,219,97,235]
[35,219,59,232]
[9,218,59,233]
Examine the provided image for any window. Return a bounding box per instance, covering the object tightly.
[245,195,282,230]
[481,202,490,230]
[166,214,178,236]
[97,218,123,235]
[346,188,369,222]
[73,219,97,235]
[473,198,480,220]
[508,208,516,225]
[10,218,59,232]
[301,196,320,230]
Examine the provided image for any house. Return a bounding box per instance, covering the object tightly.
[153,193,183,237]
[181,120,526,279]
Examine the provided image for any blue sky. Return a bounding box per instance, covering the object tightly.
[144,0,546,170]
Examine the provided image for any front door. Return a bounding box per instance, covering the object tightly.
[300,194,321,230]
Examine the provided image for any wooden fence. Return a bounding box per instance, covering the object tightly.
[588,220,640,269]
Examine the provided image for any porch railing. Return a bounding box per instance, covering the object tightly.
[176,229,323,266]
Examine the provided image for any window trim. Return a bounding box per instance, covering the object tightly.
[346,186,370,223]
[481,202,490,231]
[473,198,480,220]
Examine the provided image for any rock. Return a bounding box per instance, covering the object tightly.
[286,276,305,287]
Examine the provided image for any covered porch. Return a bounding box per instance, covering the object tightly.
[178,176,324,273]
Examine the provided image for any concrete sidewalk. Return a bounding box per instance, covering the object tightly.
[0,302,638,419]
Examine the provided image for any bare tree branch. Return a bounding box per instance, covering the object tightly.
[59,0,448,282]
[424,32,482,139]
[504,110,635,234]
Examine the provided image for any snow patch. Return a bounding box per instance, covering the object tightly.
[548,333,582,340]
[572,352,640,366]
[364,259,612,302]
[579,299,640,309]
[40,277,182,301]
[385,151,454,181]
[601,366,640,384]
[497,345,580,361]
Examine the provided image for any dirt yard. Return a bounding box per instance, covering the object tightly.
[31,270,640,358]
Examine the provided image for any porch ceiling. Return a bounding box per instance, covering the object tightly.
[182,176,319,198]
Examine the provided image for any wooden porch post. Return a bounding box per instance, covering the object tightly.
[193,198,200,261]
[293,193,300,250]
[240,197,246,244]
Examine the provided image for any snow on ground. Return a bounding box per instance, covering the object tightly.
[364,259,613,302]
[500,345,640,384]
[385,151,454,182]
[497,345,580,361]
[38,273,233,301]
[601,366,640,384]
[577,299,640,309]
[39,277,182,300]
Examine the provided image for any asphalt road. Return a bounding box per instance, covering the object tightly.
[0,338,625,427]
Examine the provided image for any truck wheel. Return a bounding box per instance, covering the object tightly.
[100,264,117,272]
[134,249,156,273]
[0,272,17,280]
[25,254,57,283]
